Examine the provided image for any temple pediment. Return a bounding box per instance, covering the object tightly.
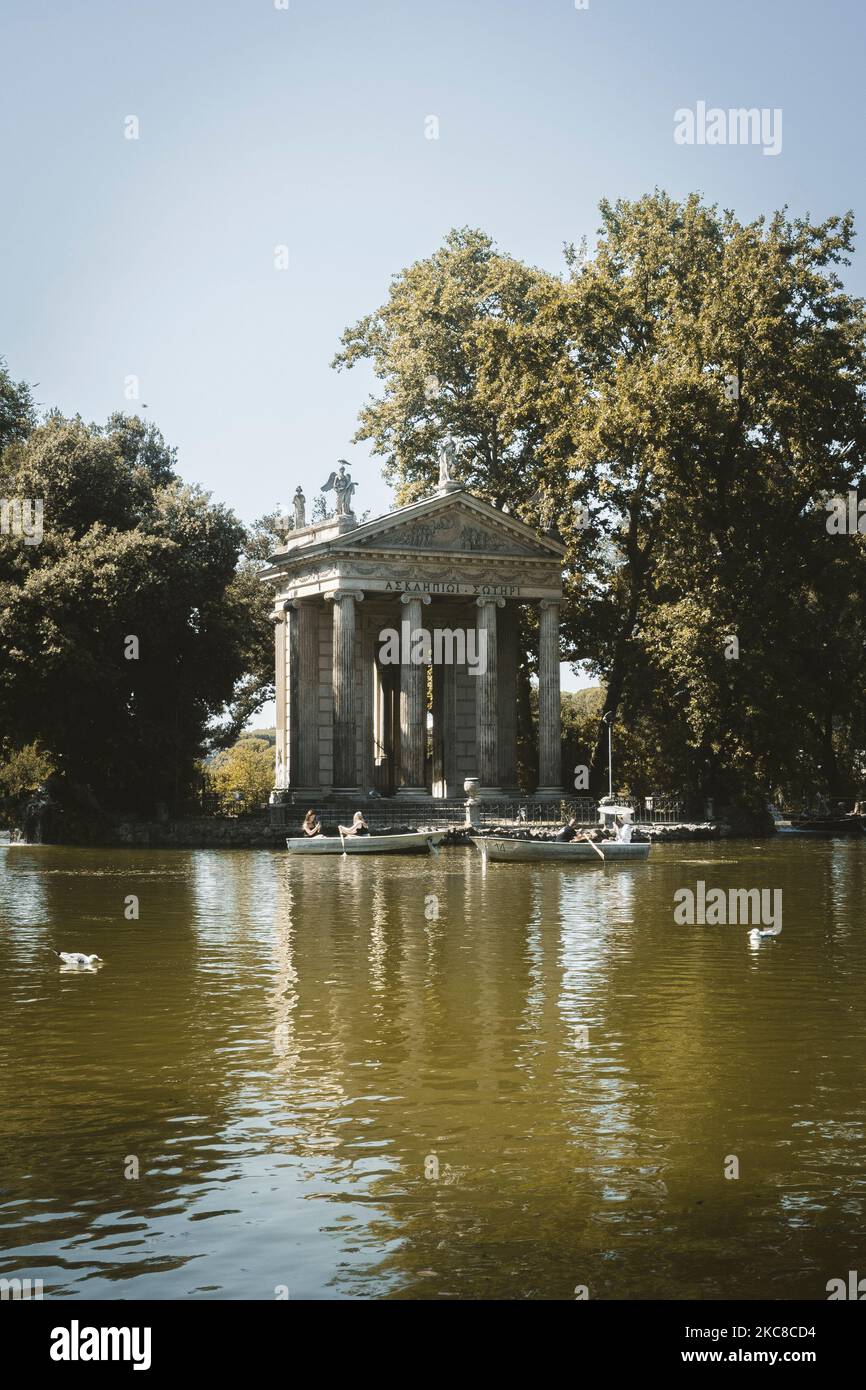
[261,484,565,603]
[350,511,533,555]
[328,491,565,561]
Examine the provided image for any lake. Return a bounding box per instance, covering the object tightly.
[1,837,864,1300]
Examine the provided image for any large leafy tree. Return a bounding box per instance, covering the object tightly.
[0,406,272,816]
[578,194,866,806]
[334,199,866,808]
[333,228,591,788]
[333,227,578,506]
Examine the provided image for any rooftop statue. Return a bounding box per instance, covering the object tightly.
[437,437,460,491]
[292,486,306,529]
[321,461,357,517]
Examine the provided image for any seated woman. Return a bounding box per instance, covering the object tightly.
[338,811,370,837]
[614,814,633,843]
[302,810,322,837]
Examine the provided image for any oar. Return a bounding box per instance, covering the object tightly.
[339,826,347,856]
[583,834,605,861]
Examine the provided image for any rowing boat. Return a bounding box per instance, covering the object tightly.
[784,815,865,837]
[471,836,651,863]
[286,830,447,855]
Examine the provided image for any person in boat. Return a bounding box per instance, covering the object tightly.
[555,815,591,843]
[338,811,370,836]
[614,814,633,843]
[302,810,322,837]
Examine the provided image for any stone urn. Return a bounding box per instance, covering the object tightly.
[463,776,481,829]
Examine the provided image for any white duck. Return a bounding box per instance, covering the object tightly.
[51,950,103,966]
[748,925,782,945]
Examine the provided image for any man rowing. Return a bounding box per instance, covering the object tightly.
[554,815,593,844]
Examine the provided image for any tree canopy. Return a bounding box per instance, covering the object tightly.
[334,195,866,809]
[0,397,273,817]
[204,733,275,812]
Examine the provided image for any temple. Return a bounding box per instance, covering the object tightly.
[262,467,565,803]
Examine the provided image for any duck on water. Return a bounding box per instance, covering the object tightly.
[49,950,103,967]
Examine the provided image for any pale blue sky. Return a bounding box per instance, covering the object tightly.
[3,0,864,699]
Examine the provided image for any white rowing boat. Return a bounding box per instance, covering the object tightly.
[286,830,447,855]
[471,836,651,863]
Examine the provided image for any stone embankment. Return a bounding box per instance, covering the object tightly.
[7,814,761,849]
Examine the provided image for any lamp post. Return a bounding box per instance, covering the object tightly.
[602,711,614,800]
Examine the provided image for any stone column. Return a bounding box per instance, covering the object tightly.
[432,659,457,798]
[285,600,300,786]
[475,597,505,797]
[378,658,398,796]
[327,590,363,794]
[497,602,520,794]
[536,599,563,798]
[396,593,431,797]
[360,618,375,793]
[273,611,287,791]
[290,600,321,795]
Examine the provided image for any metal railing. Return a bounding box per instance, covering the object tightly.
[268,793,686,831]
[270,799,465,831]
[177,793,272,819]
[606,796,686,825]
[478,798,598,826]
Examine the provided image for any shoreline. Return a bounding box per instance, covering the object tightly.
[2,821,772,850]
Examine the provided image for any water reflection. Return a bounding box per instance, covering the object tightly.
[1,840,865,1299]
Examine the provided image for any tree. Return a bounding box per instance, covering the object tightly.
[207,506,285,750]
[334,201,866,810]
[333,226,579,508]
[205,735,274,812]
[0,356,37,453]
[0,407,268,817]
[0,741,57,831]
[575,194,866,806]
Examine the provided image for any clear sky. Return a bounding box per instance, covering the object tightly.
[3,0,864,700]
